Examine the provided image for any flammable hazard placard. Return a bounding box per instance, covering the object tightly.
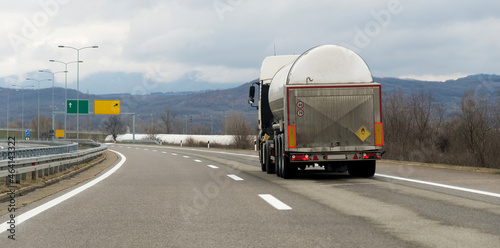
[355,125,371,142]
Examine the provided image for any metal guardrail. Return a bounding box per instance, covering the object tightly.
[0,141,78,160]
[0,142,107,184]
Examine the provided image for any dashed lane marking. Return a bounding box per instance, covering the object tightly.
[228,174,244,181]
[259,194,292,210]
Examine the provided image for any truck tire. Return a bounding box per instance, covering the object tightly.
[265,140,275,174]
[261,143,267,172]
[348,160,376,178]
[279,134,297,179]
[282,156,298,179]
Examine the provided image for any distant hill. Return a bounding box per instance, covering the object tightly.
[375,74,500,110]
[1,74,499,134]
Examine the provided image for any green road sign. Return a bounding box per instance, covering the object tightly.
[67,99,89,114]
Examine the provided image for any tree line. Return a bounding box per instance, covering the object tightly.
[383,88,500,169]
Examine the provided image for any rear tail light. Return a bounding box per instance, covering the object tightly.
[363,153,381,159]
[291,154,309,161]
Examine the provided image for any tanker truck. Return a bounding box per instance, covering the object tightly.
[248,45,383,179]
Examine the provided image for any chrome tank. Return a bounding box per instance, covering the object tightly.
[267,45,374,120]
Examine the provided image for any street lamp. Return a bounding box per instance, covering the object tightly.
[0,89,12,138]
[38,69,67,140]
[58,45,98,142]
[49,59,82,139]
[26,78,52,140]
[12,84,35,140]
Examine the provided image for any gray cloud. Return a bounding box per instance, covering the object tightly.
[1,0,500,93]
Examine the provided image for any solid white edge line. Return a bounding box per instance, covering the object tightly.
[259,194,292,210]
[0,149,127,234]
[376,174,500,198]
[227,174,244,181]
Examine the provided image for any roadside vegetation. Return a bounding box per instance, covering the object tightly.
[383,88,500,169]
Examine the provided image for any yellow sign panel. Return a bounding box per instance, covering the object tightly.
[355,125,371,142]
[94,100,121,115]
[55,130,65,138]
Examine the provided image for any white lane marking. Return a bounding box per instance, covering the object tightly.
[0,150,126,234]
[127,147,131,149]
[152,150,157,152]
[150,146,259,158]
[376,174,500,198]
[183,156,190,158]
[144,145,500,199]
[228,174,244,181]
[194,159,202,163]
[207,165,219,169]
[144,149,149,151]
[135,148,140,150]
[259,194,292,210]
[172,153,178,156]
[162,151,167,154]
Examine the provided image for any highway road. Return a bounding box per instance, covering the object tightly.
[1,144,499,247]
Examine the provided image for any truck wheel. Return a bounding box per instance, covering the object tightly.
[280,134,297,179]
[260,143,266,172]
[261,143,267,172]
[282,154,298,179]
[265,140,275,174]
[348,160,376,178]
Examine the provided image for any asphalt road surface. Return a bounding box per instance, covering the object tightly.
[1,144,499,247]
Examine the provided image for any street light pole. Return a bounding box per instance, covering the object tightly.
[58,45,98,142]
[39,69,68,140]
[12,84,35,140]
[0,89,11,138]
[26,78,52,140]
[49,60,82,139]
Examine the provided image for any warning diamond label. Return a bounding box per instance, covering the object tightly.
[355,126,371,142]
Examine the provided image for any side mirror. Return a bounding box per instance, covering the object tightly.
[248,85,255,105]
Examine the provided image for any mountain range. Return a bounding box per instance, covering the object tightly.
[1,74,499,134]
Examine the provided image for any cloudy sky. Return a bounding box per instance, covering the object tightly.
[1,0,499,94]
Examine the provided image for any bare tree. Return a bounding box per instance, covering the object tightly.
[103,116,125,142]
[456,91,492,167]
[382,89,413,159]
[146,115,160,140]
[159,109,177,134]
[225,111,253,149]
[410,88,433,148]
[494,90,500,129]
[30,116,52,139]
[190,124,210,135]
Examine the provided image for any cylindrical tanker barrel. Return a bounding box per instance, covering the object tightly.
[267,45,373,120]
